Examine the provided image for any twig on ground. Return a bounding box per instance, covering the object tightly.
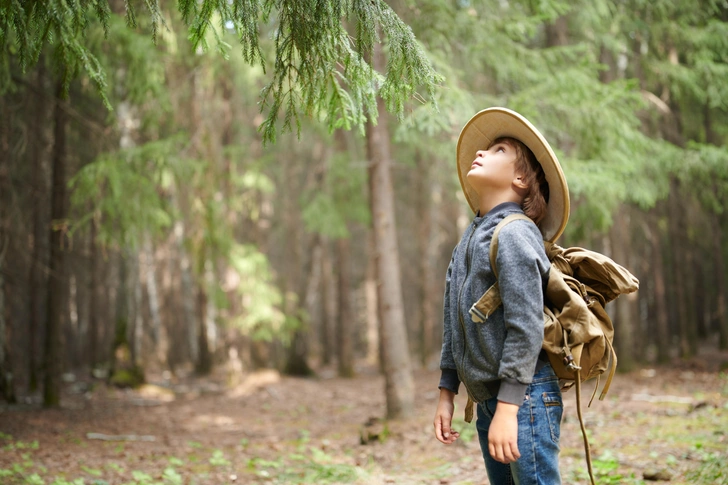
[86,433,156,442]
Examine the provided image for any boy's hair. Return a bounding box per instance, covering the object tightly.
[491,137,550,226]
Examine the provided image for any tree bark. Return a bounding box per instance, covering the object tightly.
[87,217,101,372]
[337,237,354,377]
[320,239,335,366]
[415,150,436,367]
[650,215,671,363]
[0,97,16,403]
[143,236,162,346]
[713,214,728,350]
[195,281,212,375]
[545,15,569,47]
[284,231,317,376]
[365,232,380,367]
[609,209,635,370]
[179,232,198,367]
[0,237,14,403]
[365,40,415,419]
[667,178,692,358]
[27,58,49,392]
[43,79,69,407]
[110,252,130,380]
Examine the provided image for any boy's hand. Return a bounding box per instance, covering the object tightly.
[433,389,460,444]
[488,401,521,463]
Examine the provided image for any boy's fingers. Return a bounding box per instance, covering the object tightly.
[490,441,519,464]
[434,416,449,443]
[488,443,501,462]
[441,421,451,439]
[433,417,443,441]
[511,442,521,460]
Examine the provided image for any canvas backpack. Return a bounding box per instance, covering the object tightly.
[464,214,639,485]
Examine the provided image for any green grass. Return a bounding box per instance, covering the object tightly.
[0,431,363,485]
[562,375,728,485]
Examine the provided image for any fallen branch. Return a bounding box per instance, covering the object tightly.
[86,433,156,442]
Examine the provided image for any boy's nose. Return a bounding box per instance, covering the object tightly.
[476,150,486,158]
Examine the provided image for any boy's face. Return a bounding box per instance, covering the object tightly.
[466,141,521,195]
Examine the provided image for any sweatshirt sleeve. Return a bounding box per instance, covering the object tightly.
[494,220,549,405]
[438,252,460,394]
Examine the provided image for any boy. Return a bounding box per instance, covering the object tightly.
[433,107,570,485]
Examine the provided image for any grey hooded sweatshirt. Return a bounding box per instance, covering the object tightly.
[439,202,550,406]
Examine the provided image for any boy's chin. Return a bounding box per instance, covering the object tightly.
[465,172,486,192]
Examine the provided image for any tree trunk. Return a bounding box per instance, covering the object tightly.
[181,246,198,367]
[87,217,101,372]
[365,232,379,367]
[692,254,708,340]
[0,97,16,403]
[704,103,727,349]
[365,41,415,419]
[43,80,70,406]
[415,150,436,367]
[0,238,14,403]
[545,15,569,47]
[304,241,323,366]
[130,252,143,366]
[143,237,162,347]
[195,280,213,375]
[650,215,671,363]
[609,210,635,370]
[320,239,335,366]
[667,178,691,358]
[284,233,317,377]
[713,214,728,350]
[27,58,49,392]
[110,252,130,380]
[337,237,354,377]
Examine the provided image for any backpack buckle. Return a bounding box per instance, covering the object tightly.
[563,354,582,372]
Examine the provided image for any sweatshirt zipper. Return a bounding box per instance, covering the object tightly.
[457,221,477,399]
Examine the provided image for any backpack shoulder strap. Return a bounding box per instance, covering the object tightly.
[489,213,535,279]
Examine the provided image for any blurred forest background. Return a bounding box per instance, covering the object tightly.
[1,0,728,418]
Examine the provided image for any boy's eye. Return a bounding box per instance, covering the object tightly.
[496,146,505,153]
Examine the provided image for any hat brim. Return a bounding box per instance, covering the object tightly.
[457,107,570,242]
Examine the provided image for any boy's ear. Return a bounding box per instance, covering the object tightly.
[513,173,529,190]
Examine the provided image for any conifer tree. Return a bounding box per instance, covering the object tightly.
[0,0,442,138]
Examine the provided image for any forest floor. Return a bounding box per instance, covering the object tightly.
[1,351,727,485]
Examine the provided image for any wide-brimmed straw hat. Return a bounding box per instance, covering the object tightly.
[457,107,570,242]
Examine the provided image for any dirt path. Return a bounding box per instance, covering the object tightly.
[1,365,726,485]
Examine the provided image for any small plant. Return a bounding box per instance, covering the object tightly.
[25,474,45,485]
[686,451,728,485]
[567,451,645,485]
[81,466,103,477]
[161,467,182,485]
[129,470,156,485]
[209,449,230,467]
[50,479,86,485]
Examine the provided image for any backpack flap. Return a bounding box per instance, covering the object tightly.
[562,247,640,303]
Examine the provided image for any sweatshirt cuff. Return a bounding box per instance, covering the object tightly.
[438,368,460,394]
[497,378,527,406]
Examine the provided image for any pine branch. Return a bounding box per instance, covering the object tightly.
[0,0,443,141]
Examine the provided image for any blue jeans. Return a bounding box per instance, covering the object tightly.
[476,364,563,485]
